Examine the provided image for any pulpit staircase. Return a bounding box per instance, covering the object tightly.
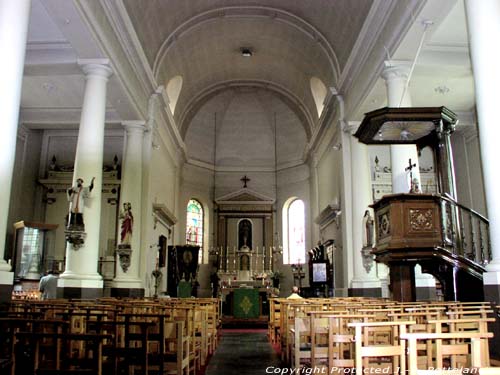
[419,194,491,301]
[372,193,491,302]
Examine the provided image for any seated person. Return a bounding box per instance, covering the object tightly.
[287,286,303,299]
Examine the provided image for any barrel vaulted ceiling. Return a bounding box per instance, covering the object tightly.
[122,0,374,135]
[20,0,476,158]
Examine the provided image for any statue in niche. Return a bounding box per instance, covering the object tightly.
[238,219,252,250]
[67,177,95,231]
[120,202,134,246]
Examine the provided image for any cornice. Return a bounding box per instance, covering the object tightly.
[342,0,427,118]
[338,0,398,90]
[75,0,150,119]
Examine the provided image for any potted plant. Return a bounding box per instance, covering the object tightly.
[269,270,284,288]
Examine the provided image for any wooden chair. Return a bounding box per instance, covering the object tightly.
[428,318,495,368]
[401,332,493,375]
[290,317,311,370]
[14,332,111,375]
[348,320,416,375]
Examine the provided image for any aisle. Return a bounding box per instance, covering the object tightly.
[204,329,282,375]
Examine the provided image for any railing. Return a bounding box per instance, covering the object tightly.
[439,194,491,267]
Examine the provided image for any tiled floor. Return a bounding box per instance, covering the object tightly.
[205,329,282,375]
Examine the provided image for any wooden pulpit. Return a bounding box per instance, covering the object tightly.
[371,193,486,302]
[371,194,442,301]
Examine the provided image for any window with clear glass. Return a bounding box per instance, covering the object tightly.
[186,199,203,263]
[284,199,305,264]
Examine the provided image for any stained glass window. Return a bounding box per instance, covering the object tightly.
[186,199,203,263]
[285,199,305,264]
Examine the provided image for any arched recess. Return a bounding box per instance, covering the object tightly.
[179,80,315,140]
[282,197,306,265]
[166,75,183,115]
[310,77,328,117]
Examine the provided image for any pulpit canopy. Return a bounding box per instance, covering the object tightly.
[354,106,457,146]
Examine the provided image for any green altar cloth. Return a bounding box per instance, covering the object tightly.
[177,281,192,298]
[233,288,260,318]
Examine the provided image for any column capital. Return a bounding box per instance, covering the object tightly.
[381,60,412,82]
[78,59,113,79]
[343,121,361,135]
[122,120,146,133]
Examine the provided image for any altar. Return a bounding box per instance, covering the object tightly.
[212,186,277,324]
[220,286,272,322]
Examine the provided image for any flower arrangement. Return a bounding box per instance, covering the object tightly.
[269,270,284,280]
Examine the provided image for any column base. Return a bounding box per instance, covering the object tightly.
[110,287,144,298]
[483,271,500,360]
[483,271,500,303]
[57,277,103,299]
[0,271,14,304]
[416,286,437,301]
[110,278,144,298]
[349,279,382,297]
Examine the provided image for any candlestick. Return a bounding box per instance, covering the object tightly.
[233,246,236,272]
[270,249,273,272]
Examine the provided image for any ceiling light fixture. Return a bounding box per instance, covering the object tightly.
[434,85,450,95]
[241,47,253,57]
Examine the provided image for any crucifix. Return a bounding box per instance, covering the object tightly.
[240,175,250,188]
[405,158,416,190]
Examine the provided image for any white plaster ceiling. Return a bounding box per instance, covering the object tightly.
[185,87,307,169]
[355,0,475,120]
[122,0,374,134]
[19,0,476,146]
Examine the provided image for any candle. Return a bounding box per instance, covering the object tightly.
[262,246,265,272]
[233,247,236,272]
[226,247,229,271]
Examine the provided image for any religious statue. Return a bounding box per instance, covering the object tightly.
[67,177,95,231]
[119,202,133,246]
[361,210,375,273]
[240,254,250,271]
[362,210,375,248]
[410,178,421,194]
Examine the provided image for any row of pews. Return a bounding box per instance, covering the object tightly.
[1,297,220,375]
[269,297,500,375]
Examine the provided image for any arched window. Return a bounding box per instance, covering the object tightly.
[166,75,183,115]
[186,199,203,263]
[283,198,305,264]
[310,77,328,117]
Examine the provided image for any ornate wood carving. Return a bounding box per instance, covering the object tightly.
[409,209,433,231]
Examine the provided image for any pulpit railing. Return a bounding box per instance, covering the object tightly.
[439,194,491,267]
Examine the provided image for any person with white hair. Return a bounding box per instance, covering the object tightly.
[287,286,303,299]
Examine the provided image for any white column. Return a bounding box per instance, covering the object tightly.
[349,129,380,293]
[59,60,112,292]
[112,121,145,290]
[0,0,31,298]
[465,0,500,274]
[382,61,421,193]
